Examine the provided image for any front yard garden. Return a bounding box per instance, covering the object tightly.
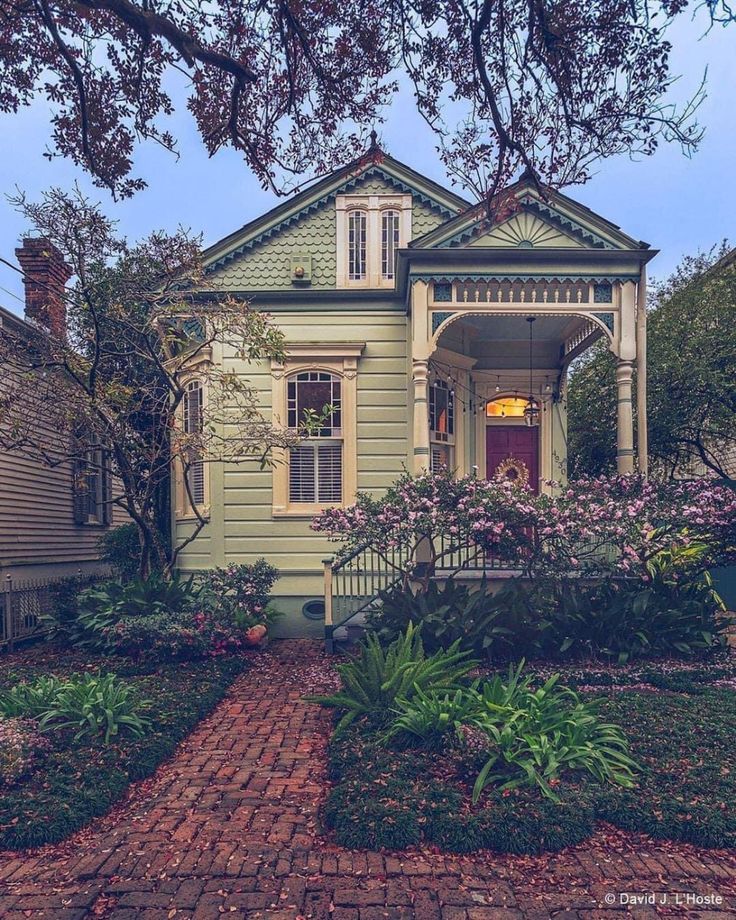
[311,470,736,855]
[319,642,736,854]
[0,550,280,850]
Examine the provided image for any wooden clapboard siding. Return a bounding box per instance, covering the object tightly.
[176,311,409,580]
[0,445,126,568]
[0,314,127,572]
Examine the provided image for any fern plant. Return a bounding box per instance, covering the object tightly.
[308,623,476,736]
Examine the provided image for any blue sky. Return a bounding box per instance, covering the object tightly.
[0,12,733,317]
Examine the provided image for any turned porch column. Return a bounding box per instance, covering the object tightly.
[636,266,649,476]
[616,280,637,474]
[410,279,432,473]
[616,359,636,474]
[412,358,430,472]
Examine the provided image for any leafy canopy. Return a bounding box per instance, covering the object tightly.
[568,245,736,480]
[1,0,732,199]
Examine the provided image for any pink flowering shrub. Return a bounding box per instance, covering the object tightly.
[313,469,736,583]
[0,719,50,786]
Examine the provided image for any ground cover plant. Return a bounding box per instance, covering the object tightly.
[0,642,247,849]
[317,629,736,854]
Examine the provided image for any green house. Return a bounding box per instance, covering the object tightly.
[175,143,656,637]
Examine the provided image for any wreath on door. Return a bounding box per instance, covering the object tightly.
[494,456,529,488]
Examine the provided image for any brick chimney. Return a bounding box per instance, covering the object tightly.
[15,238,72,339]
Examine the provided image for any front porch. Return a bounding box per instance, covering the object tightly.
[325,233,655,646]
[409,274,648,487]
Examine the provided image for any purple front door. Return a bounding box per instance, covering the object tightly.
[486,425,540,493]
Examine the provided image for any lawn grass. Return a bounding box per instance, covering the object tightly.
[0,643,248,850]
[323,657,736,854]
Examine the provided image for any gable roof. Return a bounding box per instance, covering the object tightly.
[202,150,471,273]
[410,174,651,253]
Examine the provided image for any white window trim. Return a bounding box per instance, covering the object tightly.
[271,344,364,517]
[175,375,211,521]
[336,195,412,288]
[83,445,105,525]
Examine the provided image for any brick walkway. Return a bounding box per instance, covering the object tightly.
[1,641,735,920]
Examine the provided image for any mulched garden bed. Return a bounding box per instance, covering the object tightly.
[0,642,249,850]
[322,652,736,855]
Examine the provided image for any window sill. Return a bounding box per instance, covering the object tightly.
[175,510,211,523]
[272,506,342,519]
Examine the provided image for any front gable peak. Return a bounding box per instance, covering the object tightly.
[411,180,648,253]
[202,151,470,275]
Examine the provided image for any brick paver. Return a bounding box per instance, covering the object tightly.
[1,640,735,919]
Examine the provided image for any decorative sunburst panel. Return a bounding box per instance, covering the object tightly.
[472,212,580,248]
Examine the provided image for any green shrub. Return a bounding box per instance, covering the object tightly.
[368,537,728,665]
[368,577,514,658]
[104,613,210,661]
[200,559,280,628]
[368,577,547,661]
[82,572,199,620]
[308,623,476,735]
[367,578,470,645]
[60,573,201,652]
[541,574,727,664]
[44,575,99,637]
[98,523,143,579]
[36,673,151,744]
[467,662,637,802]
[0,719,50,786]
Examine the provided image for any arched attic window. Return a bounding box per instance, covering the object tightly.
[348,209,367,281]
[381,209,400,280]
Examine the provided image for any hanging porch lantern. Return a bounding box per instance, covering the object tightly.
[524,317,540,427]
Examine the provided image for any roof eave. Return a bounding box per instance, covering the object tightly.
[396,246,657,298]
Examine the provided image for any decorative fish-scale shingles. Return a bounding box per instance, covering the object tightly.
[411,200,447,239]
[207,175,452,292]
[208,206,337,291]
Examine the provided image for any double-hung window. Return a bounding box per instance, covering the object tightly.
[72,434,112,526]
[429,379,455,472]
[348,210,367,281]
[287,371,342,504]
[381,209,400,281]
[183,379,206,508]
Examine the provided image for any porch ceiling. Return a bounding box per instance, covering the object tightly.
[436,312,600,370]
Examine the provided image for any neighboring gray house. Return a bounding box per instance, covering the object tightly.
[0,240,121,584]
